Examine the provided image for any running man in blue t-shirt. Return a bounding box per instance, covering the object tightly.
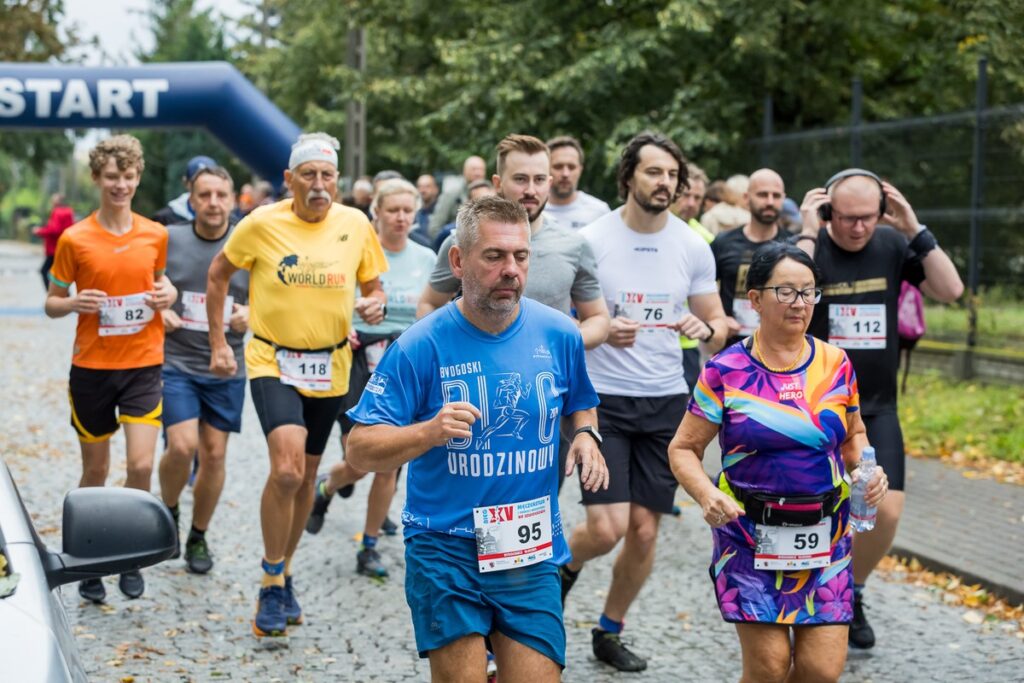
[346,196,609,681]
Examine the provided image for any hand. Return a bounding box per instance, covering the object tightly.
[355,296,386,326]
[607,316,640,348]
[209,344,238,378]
[71,289,107,314]
[699,487,745,528]
[800,188,829,233]
[145,277,176,311]
[854,465,889,507]
[880,182,921,239]
[565,432,609,492]
[161,309,183,332]
[672,313,711,341]
[228,303,249,334]
[428,401,481,447]
[348,329,362,351]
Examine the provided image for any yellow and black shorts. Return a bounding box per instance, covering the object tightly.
[68,365,163,442]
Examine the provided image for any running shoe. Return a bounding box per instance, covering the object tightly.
[305,474,332,535]
[184,536,214,574]
[283,575,303,625]
[380,515,398,536]
[252,585,288,637]
[78,578,106,604]
[592,628,647,672]
[337,483,355,499]
[559,564,580,605]
[118,570,145,599]
[168,506,181,560]
[356,547,389,578]
[849,592,876,649]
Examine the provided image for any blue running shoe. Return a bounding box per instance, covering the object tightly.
[283,575,303,625]
[252,585,288,637]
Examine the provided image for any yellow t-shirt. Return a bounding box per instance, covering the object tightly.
[223,200,388,396]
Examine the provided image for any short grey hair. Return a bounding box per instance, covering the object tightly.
[455,196,529,252]
[370,178,421,218]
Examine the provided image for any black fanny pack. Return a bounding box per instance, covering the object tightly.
[254,334,348,354]
[733,486,840,527]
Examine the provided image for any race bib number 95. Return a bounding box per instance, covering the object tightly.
[473,495,553,573]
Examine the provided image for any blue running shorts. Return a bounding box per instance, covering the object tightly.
[162,366,245,433]
[404,532,565,667]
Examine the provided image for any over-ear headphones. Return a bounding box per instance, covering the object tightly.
[817,168,887,222]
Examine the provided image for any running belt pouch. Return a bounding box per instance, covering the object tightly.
[743,492,831,527]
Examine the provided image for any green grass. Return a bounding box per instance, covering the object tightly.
[899,371,1024,463]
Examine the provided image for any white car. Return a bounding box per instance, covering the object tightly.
[0,460,176,682]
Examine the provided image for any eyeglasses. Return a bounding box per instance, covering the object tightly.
[756,286,822,305]
[831,211,879,228]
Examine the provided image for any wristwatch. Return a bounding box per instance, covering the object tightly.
[573,425,603,446]
[380,302,388,319]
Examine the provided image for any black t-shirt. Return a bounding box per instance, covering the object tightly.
[807,226,926,414]
[711,227,787,346]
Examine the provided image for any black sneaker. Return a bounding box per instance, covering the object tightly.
[305,474,332,535]
[849,592,875,649]
[380,515,398,536]
[559,564,580,606]
[78,578,106,604]
[118,570,145,599]
[592,628,647,672]
[168,506,181,559]
[184,536,214,574]
[337,483,355,499]
[356,546,389,578]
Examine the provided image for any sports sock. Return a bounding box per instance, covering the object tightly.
[261,557,286,587]
[598,614,624,634]
[187,525,205,542]
[362,534,378,550]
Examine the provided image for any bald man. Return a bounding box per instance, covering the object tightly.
[427,155,487,237]
[710,168,789,346]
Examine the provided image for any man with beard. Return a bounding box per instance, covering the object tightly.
[561,132,728,672]
[418,134,609,350]
[544,135,611,229]
[345,196,609,682]
[206,132,388,637]
[712,168,789,347]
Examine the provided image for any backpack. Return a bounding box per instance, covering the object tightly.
[897,281,926,393]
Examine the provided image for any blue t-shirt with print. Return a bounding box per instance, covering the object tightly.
[347,297,598,565]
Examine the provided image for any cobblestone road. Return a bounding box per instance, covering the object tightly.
[2,242,1021,681]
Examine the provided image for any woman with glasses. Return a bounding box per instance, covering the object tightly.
[668,242,888,683]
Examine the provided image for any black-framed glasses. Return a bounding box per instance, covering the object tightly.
[756,286,822,305]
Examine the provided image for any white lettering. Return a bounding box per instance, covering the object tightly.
[469,452,481,478]
[515,450,526,474]
[458,453,468,477]
[25,78,61,117]
[497,451,506,476]
[97,79,134,117]
[0,78,25,117]
[55,79,96,118]
[448,452,458,475]
[528,449,537,473]
[131,78,169,117]
[483,453,494,477]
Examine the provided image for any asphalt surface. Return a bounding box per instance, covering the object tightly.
[1,240,1021,681]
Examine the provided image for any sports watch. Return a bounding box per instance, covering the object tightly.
[573,425,603,446]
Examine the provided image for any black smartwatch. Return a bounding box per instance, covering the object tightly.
[573,425,603,446]
[380,302,388,319]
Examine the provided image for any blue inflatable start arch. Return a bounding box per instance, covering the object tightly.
[0,62,301,187]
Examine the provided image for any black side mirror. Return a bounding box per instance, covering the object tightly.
[43,488,176,589]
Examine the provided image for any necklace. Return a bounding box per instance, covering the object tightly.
[753,330,806,373]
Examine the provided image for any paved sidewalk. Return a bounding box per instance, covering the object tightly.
[0,244,1020,681]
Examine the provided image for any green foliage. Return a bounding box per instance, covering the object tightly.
[900,370,1024,463]
[236,0,1024,202]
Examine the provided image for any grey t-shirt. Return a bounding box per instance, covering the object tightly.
[428,216,602,315]
[543,191,611,230]
[164,222,249,377]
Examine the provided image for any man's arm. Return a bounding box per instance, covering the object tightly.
[572,297,610,349]
[677,291,728,354]
[564,407,608,491]
[417,284,453,319]
[45,281,105,319]
[207,251,240,377]
[796,188,828,258]
[347,401,482,472]
[417,237,460,318]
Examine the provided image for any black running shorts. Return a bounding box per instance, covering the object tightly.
[250,377,345,456]
[862,411,906,491]
[68,364,162,442]
[580,393,688,514]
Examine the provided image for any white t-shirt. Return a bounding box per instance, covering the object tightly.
[544,191,611,230]
[581,209,717,397]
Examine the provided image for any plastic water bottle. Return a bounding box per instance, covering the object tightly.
[850,447,877,532]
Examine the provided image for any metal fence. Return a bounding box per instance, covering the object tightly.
[725,60,1023,380]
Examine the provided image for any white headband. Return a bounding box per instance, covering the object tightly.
[288,133,339,170]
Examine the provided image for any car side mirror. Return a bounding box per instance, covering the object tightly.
[42,488,176,589]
